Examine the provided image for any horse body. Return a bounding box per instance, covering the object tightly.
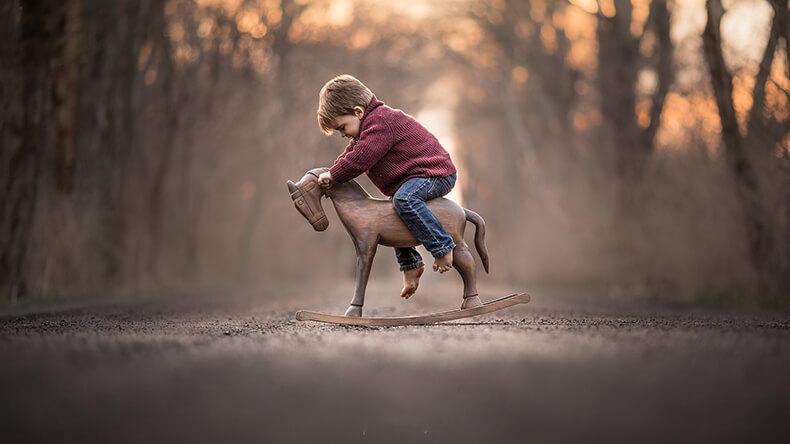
[330,191,466,248]
[288,167,488,317]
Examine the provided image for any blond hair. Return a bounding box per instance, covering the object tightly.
[317,74,373,135]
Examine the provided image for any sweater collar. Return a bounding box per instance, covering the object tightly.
[360,94,383,127]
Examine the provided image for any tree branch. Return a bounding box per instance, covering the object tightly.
[746,3,781,138]
[767,0,789,92]
[702,0,740,142]
[643,0,673,148]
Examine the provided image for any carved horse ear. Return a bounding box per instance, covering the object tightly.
[287,180,297,194]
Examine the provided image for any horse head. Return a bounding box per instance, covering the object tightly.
[287,167,329,231]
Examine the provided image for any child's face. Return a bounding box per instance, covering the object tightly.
[332,106,365,140]
[333,114,361,140]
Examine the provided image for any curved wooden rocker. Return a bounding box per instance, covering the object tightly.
[287,167,529,325]
[296,293,530,327]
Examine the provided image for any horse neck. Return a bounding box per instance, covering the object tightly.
[327,180,372,204]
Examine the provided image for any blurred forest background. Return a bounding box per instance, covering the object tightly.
[1,0,788,306]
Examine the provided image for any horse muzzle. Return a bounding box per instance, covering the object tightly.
[288,179,329,231]
[311,215,328,231]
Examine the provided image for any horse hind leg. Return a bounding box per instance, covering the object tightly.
[453,241,483,309]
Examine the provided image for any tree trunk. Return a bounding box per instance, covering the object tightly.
[145,0,177,281]
[643,0,674,149]
[702,0,775,292]
[597,0,643,183]
[597,0,673,186]
[0,0,63,298]
[53,0,81,195]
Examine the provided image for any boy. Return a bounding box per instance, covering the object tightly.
[316,74,457,300]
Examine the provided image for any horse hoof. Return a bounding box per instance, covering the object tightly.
[460,296,482,310]
[344,305,363,317]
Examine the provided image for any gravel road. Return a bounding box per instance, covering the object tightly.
[1,278,789,443]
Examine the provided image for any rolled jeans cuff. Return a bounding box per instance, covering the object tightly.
[399,261,425,272]
[431,242,456,258]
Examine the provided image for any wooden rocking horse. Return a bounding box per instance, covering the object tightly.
[286,167,529,326]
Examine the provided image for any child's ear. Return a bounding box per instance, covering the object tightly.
[353,106,365,119]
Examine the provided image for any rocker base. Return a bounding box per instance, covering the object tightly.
[295,293,530,327]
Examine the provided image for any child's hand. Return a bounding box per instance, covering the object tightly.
[317,171,333,189]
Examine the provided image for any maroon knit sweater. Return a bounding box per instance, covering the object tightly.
[329,95,456,197]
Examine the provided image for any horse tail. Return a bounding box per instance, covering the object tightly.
[464,208,489,274]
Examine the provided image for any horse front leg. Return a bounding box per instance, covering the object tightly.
[344,239,378,317]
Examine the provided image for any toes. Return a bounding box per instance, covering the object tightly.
[433,259,453,274]
[401,285,416,299]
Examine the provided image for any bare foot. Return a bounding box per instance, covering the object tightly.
[400,266,425,299]
[432,249,453,273]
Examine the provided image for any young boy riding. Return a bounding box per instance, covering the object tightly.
[316,74,457,300]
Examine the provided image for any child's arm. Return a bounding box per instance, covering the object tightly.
[329,115,394,184]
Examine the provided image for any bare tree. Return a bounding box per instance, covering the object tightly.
[0,0,66,299]
[702,0,790,296]
[596,0,673,188]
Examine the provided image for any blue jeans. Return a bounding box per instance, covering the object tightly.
[392,173,457,271]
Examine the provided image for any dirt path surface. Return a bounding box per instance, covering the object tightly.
[2,279,789,443]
